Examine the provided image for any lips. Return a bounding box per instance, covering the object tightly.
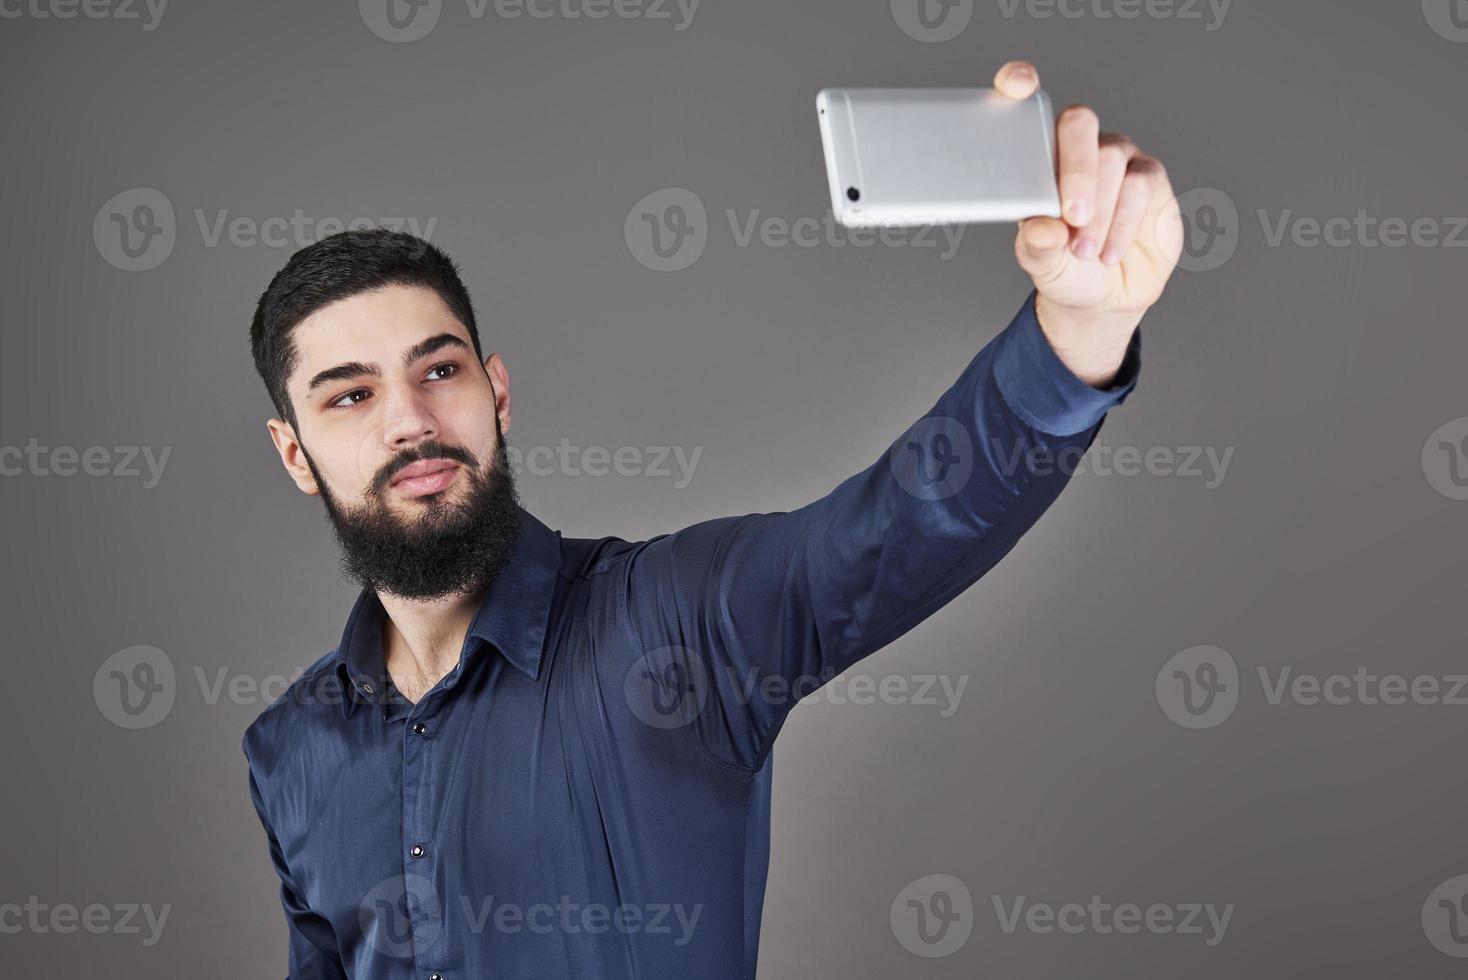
[389,459,461,498]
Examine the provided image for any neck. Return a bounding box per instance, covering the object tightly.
[379,586,485,703]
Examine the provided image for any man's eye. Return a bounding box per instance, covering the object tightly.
[426,363,458,382]
[330,389,372,409]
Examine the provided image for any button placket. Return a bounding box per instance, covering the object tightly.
[402,702,439,973]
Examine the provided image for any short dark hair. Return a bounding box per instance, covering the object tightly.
[249,228,482,425]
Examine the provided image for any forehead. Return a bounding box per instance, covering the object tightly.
[289,284,472,382]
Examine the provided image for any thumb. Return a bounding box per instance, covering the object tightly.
[1014,216,1071,287]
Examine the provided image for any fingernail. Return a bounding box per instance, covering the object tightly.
[1074,238,1099,261]
[1101,247,1123,266]
[1066,198,1093,226]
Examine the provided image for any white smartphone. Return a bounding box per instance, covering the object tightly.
[816,87,1062,228]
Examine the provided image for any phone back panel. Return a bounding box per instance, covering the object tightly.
[816,87,1062,227]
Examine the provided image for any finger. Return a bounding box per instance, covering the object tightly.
[1015,216,1071,286]
[1073,134,1135,260]
[994,61,1040,100]
[1055,105,1100,228]
[1101,157,1165,266]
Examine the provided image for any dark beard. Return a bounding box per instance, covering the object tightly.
[308,437,522,601]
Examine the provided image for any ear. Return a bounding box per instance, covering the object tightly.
[484,352,512,434]
[266,418,321,496]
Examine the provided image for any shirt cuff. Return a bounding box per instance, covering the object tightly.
[992,290,1142,437]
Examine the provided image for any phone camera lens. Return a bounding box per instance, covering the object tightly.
[846,187,861,202]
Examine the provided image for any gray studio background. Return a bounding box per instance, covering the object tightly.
[2,1,1466,976]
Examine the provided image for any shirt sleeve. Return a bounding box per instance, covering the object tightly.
[619,291,1141,774]
[245,760,350,980]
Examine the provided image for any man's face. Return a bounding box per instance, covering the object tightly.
[267,284,520,599]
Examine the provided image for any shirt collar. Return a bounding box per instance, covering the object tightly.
[331,507,562,718]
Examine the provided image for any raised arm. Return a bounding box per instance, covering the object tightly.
[617,62,1181,774]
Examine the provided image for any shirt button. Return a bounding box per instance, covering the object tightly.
[412,722,428,736]
[361,682,375,696]
[410,844,426,859]
[429,974,443,980]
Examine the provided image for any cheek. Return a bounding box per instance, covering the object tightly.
[303,422,391,499]
[438,387,502,461]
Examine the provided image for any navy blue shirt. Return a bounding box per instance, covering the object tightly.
[243,292,1140,979]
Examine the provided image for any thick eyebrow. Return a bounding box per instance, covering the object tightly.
[401,333,470,367]
[307,361,379,393]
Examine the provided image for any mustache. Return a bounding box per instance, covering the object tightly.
[370,440,480,496]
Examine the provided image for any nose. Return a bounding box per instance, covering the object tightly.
[379,391,439,451]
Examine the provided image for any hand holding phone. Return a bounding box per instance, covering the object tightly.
[816,61,1184,390]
